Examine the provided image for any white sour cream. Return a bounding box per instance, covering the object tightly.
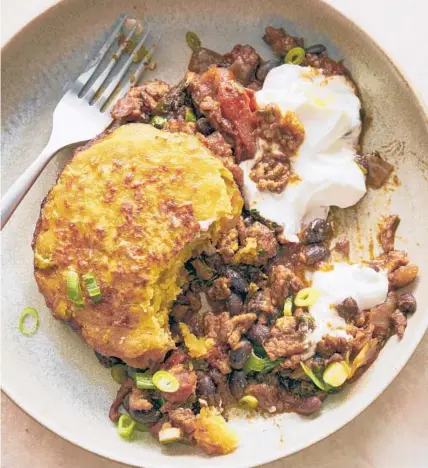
[305,263,388,349]
[240,64,366,241]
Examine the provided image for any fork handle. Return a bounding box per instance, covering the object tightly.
[1,141,60,230]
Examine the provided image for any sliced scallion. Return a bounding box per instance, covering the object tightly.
[135,372,156,390]
[243,349,281,374]
[295,288,321,307]
[185,108,197,123]
[150,115,167,129]
[111,365,128,384]
[283,296,293,316]
[66,270,84,307]
[300,362,329,391]
[285,47,305,65]
[117,414,136,440]
[239,395,259,409]
[185,31,201,52]
[82,272,102,303]
[18,307,40,336]
[152,370,180,393]
[323,361,348,387]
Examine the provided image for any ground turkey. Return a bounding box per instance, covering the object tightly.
[111,80,171,122]
[264,316,307,360]
[204,311,257,349]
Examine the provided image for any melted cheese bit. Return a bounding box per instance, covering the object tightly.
[305,263,388,349]
[240,64,366,241]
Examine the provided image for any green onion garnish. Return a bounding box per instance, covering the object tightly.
[239,395,259,409]
[185,108,197,123]
[135,371,179,392]
[323,361,348,387]
[18,307,40,336]
[150,115,167,129]
[185,31,201,52]
[300,362,329,391]
[135,372,156,390]
[66,270,84,307]
[252,343,267,357]
[283,296,293,316]
[295,288,321,307]
[152,370,180,393]
[111,365,128,384]
[82,273,102,303]
[285,47,305,65]
[117,414,136,440]
[243,349,281,374]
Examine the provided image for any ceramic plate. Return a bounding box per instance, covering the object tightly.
[2,0,428,467]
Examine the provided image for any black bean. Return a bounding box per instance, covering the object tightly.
[122,394,130,412]
[279,374,293,392]
[342,297,358,310]
[197,374,216,396]
[227,292,244,316]
[204,253,223,271]
[336,297,358,320]
[304,244,330,265]
[229,59,256,86]
[302,218,329,244]
[243,216,253,227]
[196,117,213,135]
[279,375,317,397]
[229,370,247,399]
[305,44,327,55]
[129,409,161,424]
[230,340,253,370]
[192,360,210,372]
[295,396,322,415]
[208,368,223,385]
[247,323,270,344]
[222,267,248,296]
[398,293,417,314]
[256,59,281,82]
[155,79,189,114]
[94,352,123,368]
[231,277,249,295]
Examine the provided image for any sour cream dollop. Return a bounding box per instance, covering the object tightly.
[240,64,366,241]
[305,263,388,349]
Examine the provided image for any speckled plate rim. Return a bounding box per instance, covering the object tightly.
[1,1,427,468]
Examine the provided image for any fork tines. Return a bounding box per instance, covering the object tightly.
[78,14,160,111]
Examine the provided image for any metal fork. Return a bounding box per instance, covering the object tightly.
[1,15,160,229]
